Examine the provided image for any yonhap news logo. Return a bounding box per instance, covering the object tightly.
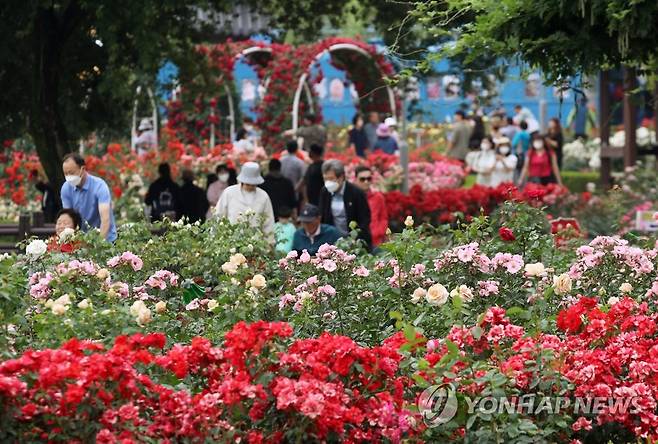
[418,384,459,427]
[417,387,643,429]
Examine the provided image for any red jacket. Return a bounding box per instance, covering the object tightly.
[367,191,388,246]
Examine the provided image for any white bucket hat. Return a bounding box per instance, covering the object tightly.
[237,162,264,185]
[138,118,153,131]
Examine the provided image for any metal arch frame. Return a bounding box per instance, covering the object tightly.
[291,43,397,131]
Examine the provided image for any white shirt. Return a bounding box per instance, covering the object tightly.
[466,150,496,187]
[215,184,275,236]
[491,154,518,187]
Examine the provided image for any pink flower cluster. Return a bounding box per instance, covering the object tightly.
[55,260,99,276]
[144,270,179,290]
[279,273,337,311]
[435,243,525,275]
[478,280,500,297]
[569,236,656,279]
[408,159,466,191]
[28,272,53,299]
[107,251,144,271]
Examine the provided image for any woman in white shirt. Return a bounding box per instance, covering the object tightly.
[215,162,275,239]
[465,136,497,186]
[490,137,518,186]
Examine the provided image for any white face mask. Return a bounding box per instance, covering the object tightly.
[218,173,229,182]
[325,180,340,193]
[499,147,510,155]
[480,142,492,151]
[65,171,82,187]
[533,140,544,149]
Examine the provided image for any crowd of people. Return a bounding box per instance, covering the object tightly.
[453,105,565,187]
[47,107,580,255]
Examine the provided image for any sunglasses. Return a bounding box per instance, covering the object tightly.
[358,176,373,183]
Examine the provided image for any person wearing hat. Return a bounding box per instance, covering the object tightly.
[134,118,157,155]
[292,204,342,256]
[384,117,401,145]
[372,123,399,155]
[215,162,275,238]
[490,137,518,187]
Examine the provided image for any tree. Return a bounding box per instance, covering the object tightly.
[407,0,658,82]
[0,0,357,189]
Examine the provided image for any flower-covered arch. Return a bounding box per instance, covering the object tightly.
[167,38,399,152]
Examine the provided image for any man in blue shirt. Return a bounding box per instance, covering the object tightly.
[292,204,341,256]
[61,153,117,242]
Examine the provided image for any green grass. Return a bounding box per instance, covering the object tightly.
[562,171,599,192]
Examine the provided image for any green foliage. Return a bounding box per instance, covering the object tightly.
[562,171,599,192]
[409,0,658,82]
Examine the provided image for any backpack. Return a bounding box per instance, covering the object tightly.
[152,188,177,220]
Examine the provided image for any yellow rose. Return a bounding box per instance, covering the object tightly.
[55,294,72,306]
[207,300,219,311]
[619,282,633,293]
[425,283,449,306]
[458,285,474,303]
[130,300,147,317]
[51,303,68,315]
[136,307,152,325]
[44,299,54,308]
[221,261,238,275]
[155,301,167,313]
[77,299,90,309]
[404,216,414,228]
[552,273,573,295]
[96,268,110,280]
[230,253,247,266]
[249,274,267,289]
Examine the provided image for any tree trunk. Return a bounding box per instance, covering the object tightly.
[29,6,76,193]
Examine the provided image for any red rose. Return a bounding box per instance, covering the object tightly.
[499,227,516,242]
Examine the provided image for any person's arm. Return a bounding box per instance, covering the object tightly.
[60,184,72,208]
[550,152,563,186]
[97,183,113,240]
[215,188,229,218]
[354,190,372,249]
[518,155,530,185]
[262,195,275,241]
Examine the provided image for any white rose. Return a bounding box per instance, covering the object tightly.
[58,227,75,243]
[77,299,90,309]
[524,262,546,277]
[51,303,68,315]
[249,274,267,289]
[55,294,72,306]
[607,297,620,306]
[136,307,152,325]
[25,239,48,259]
[207,300,219,311]
[130,300,147,317]
[458,285,474,303]
[425,283,449,306]
[101,309,112,315]
[411,287,426,304]
[155,301,167,313]
[221,261,238,275]
[552,273,573,295]
[404,216,414,228]
[230,253,247,266]
[619,282,633,293]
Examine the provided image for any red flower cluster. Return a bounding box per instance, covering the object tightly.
[0,321,421,442]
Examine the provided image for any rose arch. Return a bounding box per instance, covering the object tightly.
[167,38,398,152]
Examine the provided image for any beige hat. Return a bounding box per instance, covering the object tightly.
[237,162,264,185]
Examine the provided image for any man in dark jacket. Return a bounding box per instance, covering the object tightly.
[292,204,341,256]
[179,169,208,223]
[145,163,182,222]
[260,159,297,219]
[303,144,324,206]
[318,159,372,251]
